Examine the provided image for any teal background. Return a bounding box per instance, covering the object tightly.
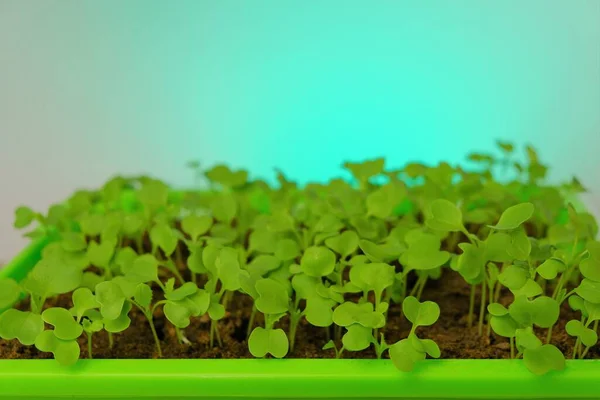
[0,0,599,260]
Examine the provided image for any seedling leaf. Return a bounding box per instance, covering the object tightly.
[425,199,463,232]
[402,296,440,327]
[248,327,289,358]
[489,203,534,230]
[300,246,336,278]
[523,344,565,375]
[0,309,44,345]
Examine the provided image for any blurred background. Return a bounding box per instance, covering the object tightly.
[0,0,599,262]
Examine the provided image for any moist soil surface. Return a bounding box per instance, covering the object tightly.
[0,269,594,361]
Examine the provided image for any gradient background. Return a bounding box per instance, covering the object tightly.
[0,1,599,262]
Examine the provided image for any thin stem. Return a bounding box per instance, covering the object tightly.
[468,285,476,328]
[247,305,257,340]
[416,276,428,301]
[135,235,144,253]
[214,323,223,347]
[478,279,487,336]
[510,337,515,359]
[147,313,163,357]
[573,338,581,359]
[581,346,592,359]
[486,284,494,337]
[108,332,114,349]
[87,333,93,359]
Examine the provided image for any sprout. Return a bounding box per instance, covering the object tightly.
[2,142,596,375]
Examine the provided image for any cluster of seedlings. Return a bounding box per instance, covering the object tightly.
[0,142,598,375]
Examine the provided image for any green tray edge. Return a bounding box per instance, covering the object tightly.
[0,192,599,399]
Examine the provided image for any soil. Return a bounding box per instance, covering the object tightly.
[0,268,593,361]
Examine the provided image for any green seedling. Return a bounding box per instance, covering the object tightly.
[388,296,441,372]
[3,142,597,376]
[488,294,564,374]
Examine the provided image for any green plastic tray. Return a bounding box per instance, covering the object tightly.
[1,191,599,399]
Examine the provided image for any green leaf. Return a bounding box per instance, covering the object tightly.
[484,233,513,262]
[205,165,248,188]
[342,324,373,351]
[304,296,335,327]
[402,296,440,327]
[568,295,587,316]
[343,158,385,185]
[134,284,153,310]
[425,199,464,232]
[186,290,211,316]
[71,288,100,320]
[115,247,138,275]
[87,239,116,268]
[515,327,542,350]
[164,301,193,328]
[576,279,600,303]
[314,214,344,233]
[349,263,395,299]
[215,247,243,291]
[584,301,600,322]
[489,314,518,338]
[523,345,565,375]
[103,302,132,333]
[150,223,178,256]
[42,308,83,341]
[0,278,21,309]
[359,239,405,263]
[34,330,80,366]
[566,320,598,347]
[121,213,144,236]
[95,281,126,320]
[187,249,207,274]
[23,260,82,298]
[165,282,198,301]
[580,243,600,281]
[14,206,36,228]
[300,246,336,278]
[389,338,426,372]
[181,215,213,241]
[267,212,295,233]
[248,255,281,276]
[487,303,509,316]
[456,243,486,283]
[291,274,321,300]
[61,232,87,253]
[255,278,289,315]
[400,234,449,271]
[409,334,441,358]
[248,229,278,254]
[498,265,528,291]
[332,301,385,329]
[536,258,566,280]
[509,296,559,328]
[488,203,534,230]
[0,309,44,345]
[325,231,359,258]
[79,214,105,236]
[211,193,237,224]
[366,182,405,219]
[275,239,300,261]
[507,229,531,261]
[208,301,226,321]
[511,278,543,298]
[248,327,289,358]
[126,254,159,284]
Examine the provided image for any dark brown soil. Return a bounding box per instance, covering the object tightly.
[0,269,593,361]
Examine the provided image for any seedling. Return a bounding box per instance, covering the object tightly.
[1,142,597,377]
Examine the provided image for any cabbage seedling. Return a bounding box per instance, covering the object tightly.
[388,296,441,372]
